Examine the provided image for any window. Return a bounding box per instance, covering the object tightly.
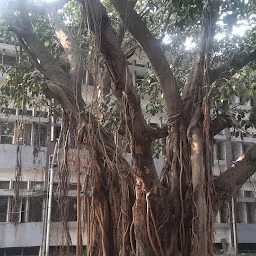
[68,198,77,221]
[220,203,229,223]
[244,191,253,198]
[29,197,43,222]
[20,199,26,223]
[69,183,77,190]
[35,110,48,118]
[235,202,247,223]
[5,247,23,256]
[9,197,27,223]
[18,124,32,146]
[55,125,61,139]
[51,197,59,222]
[231,143,241,161]
[216,142,225,160]
[246,203,255,224]
[34,124,47,147]
[10,197,21,223]
[0,121,14,144]
[23,247,40,255]
[1,108,16,115]
[13,181,28,189]
[0,196,8,222]
[0,181,10,189]
[17,109,33,116]
[30,181,44,191]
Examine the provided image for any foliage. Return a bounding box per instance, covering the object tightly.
[0,60,48,111]
[0,0,255,149]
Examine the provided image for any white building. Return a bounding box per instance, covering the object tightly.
[0,43,256,255]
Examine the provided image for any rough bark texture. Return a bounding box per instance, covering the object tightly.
[6,0,256,255]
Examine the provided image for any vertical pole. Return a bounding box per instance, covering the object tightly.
[225,128,237,254]
[45,142,58,256]
[76,145,82,256]
[231,197,237,253]
[44,99,57,256]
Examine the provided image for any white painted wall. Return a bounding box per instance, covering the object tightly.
[0,222,86,248]
[0,144,46,169]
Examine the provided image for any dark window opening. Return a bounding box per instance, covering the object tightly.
[216,142,225,160]
[69,183,77,190]
[29,197,43,222]
[55,126,61,139]
[238,243,256,253]
[19,124,32,146]
[34,124,47,147]
[30,181,45,191]
[51,197,59,222]
[220,203,229,223]
[23,246,40,255]
[0,181,10,189]
[10,197,21,223]
[13,181,27,189]
[246,203,254,224]
[18,109,33,117]
[34,110,48,118]
[244,191,253,198]
[0,196,8,222]
[0,121,14,144]
[68,198,77,221]
[20,199,26,223]
[1,108,16,115]
[5,247,22,256]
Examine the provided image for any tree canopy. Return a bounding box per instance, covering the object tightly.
[0,0,256,255]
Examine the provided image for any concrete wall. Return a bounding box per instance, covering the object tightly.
[0,222,86,248]
[214,223,231,243]
[237,224,256,243]
[0,144,46,170]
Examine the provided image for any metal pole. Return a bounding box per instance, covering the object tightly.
[225,128,238,254]
[41,100,54,256]
[45,142,58,256]
[231,197,238,253]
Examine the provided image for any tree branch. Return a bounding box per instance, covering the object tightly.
[82,0,161,192]
[12,24,70,87]
[147,114,233,141]
[12,33,43,72]
[214,144,256,211]
[116,1,137,45]
[117,21,126,45]
[18,0,84,88]
[110,0,183,116]
[212,114,233,135]
[10,0,81,113]
[159,6,172,41]
[183,1,219,100]
[209,48,256,84]
[47,9,84,86]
